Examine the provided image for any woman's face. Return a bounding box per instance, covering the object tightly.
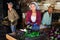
[30,4,36,11]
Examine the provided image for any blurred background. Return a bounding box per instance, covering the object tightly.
[0,0,60,40]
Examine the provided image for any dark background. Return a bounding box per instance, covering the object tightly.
[3,0,23,29]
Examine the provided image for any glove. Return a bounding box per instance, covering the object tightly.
[32,23,40,31]
[11,20,14,23]
[33,23,37,26]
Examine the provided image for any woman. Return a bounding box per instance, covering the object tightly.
[26,3,41,30]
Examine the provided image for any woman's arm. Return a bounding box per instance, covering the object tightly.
[26,11,31,24]
[36,11,41,25]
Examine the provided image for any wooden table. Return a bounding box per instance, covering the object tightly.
[52,22,60,25]
[52,22,60,27]
[6,34,16,40]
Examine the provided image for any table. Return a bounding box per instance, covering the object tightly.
[6,29,49,40]
[52,22,60,28]
[52,22,60,25]
[6,34,16,40]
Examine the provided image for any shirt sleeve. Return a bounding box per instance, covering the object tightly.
[26,11,30,24]
[42,13,47,25]
[13,9,19,21]
[36,11,41,25]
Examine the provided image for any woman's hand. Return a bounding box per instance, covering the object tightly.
[27,22,30,25]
